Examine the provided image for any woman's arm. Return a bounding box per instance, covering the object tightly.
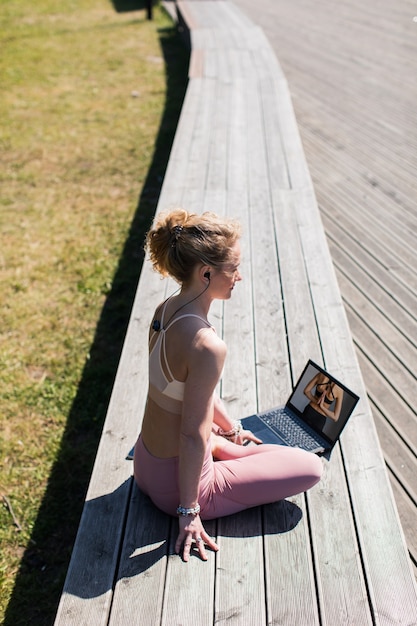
[175,331,225,561]
[318,386,344,422]
[179,334,225,505]
[304,374,320,403]
[213,393,231,430]
[213,394,262,446]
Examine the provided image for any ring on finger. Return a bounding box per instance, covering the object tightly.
[195,537,202,543]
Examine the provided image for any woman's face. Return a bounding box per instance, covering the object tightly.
[212,240,242,299]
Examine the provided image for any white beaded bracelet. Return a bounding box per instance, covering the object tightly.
[176,503,201,517]
[218,420,243,439]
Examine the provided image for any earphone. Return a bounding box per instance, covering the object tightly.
[151,276,211,332]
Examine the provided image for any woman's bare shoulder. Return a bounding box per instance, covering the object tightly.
[193,324,226,356]
[184,324,226,375]
[167,316,225,372]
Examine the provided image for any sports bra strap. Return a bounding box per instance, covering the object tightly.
[160,309,212,383]
[159,298,169,327]
[164,313,212,332]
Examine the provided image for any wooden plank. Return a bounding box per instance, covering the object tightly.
[245,77,294,405]
[301,120,417,217]
[345,305,417,417]
[317,175,417,267]
[263,497,320,625]
[54,479,133,626]
[327,236,417,347]
[372,404,417,505]
[205,79,230,192]
[308,449,373,626]
[323,217,417,330]
[220,0,254,28]
[355,348,417,453]
[269,78,313,191]
[177,1,200,29]
[250,187,291,407]
[334,268,417,383]
[186,0,254,30]
[182,77,217,199]
[207,75,256,413]
[157,79,206,207]
[272,190,322,377]
[256,75,290,191]
[109,486,171,625]
[222,78,256,416]
[390,475,417,578]
[161,520,217,625]
[188,46,205,78]
[292,187,358,379]
[319,195,417,296]
[215,508,266,624]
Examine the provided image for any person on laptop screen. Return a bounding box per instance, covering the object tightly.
[303,372,344,432]
[133,209,322,563]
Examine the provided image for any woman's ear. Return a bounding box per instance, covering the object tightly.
[200,266,211,283]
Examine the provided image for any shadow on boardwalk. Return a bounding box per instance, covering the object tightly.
[111,0,154,19]
[3,20,189,626]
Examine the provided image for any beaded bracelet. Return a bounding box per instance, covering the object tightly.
[176,503,201,517]
[218,420,243,439]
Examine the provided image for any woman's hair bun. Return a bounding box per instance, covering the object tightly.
[145,208,241,283]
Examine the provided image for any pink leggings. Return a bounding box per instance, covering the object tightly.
[134,436,322,520]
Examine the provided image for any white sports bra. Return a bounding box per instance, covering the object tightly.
[148,299,213,412]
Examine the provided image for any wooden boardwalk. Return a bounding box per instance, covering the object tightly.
[54,2,417,623]
[233,0,417,579]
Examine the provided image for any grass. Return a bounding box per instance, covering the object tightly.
[0,0,188,622]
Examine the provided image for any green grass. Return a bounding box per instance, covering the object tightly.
[0,0,188,622]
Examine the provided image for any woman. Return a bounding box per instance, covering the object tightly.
[303,372,344,432]
[134,209,322,562]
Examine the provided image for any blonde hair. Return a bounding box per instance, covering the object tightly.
[146,208,241,283]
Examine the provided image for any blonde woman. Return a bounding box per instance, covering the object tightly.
[134,209,322,561]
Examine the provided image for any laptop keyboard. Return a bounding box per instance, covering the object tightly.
[261,407,323,451]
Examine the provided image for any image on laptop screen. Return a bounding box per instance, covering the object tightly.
[242,360,360,454]
[284,360,360,446]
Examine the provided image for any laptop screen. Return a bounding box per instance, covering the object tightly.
[287,360,360,445]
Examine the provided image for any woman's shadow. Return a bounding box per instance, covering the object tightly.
[3,17,189,626]
[60,482,304,601]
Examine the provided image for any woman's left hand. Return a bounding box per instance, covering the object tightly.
[175,514,219,562]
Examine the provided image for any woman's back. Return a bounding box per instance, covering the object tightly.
[141,299,225,458]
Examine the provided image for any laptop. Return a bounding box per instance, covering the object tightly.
[241,359,360,455]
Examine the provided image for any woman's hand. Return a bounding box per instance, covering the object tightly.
[175,515,219,562]
[235,429,262,446]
